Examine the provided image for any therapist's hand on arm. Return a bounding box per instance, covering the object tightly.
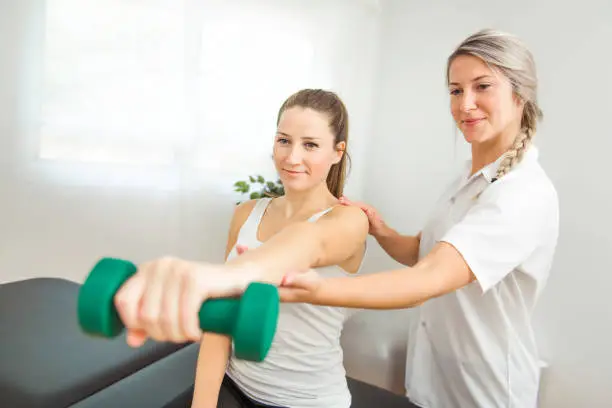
[339,196,421,267]
[279,241,475,309]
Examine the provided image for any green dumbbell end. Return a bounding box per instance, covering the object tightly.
[77,258,137,337]
[196,282,279,361]
[198,298,242,335]
[233,282,280,361]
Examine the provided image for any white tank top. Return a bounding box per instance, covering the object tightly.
[225,198,363,408]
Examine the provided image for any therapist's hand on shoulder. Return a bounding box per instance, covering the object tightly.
[339,196,387,237]
[113,257,253,347]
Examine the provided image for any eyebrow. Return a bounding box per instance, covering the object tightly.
[448,75,494,86]
[276,131,320,141]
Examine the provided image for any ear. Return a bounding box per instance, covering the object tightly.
[513,92,526,108]
[333,141,346,164]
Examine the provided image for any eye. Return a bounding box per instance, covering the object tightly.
[304,142,318,150]
[450,88,462,96]
[477,83,492,91]
[277,137,290,145]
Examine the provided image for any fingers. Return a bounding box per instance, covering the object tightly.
[181,269,205,342]
[277,270,320,304]
[283,270,318,289]
[278,287,304,303]
[139,260,168,342]
[126,329,148,347]
[339,196,359,207]
[340,196,386,235]
[114,257,234,346]
[160,264,186,343]
[116,258,197,345]
[115,268,148,344]
[338,196,350,205]
[340,196,372,214]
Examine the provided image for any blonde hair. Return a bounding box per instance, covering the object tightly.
[277,89,350,198]
[447,29,543,179]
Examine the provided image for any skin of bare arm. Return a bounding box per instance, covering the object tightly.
[373,227,422,266]
[191,201,255,408]
[278,241,476,309]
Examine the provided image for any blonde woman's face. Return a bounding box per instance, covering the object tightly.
[448,54,523,146]
[273,107,344,194]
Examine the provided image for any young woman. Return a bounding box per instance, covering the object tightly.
[115,89,369,408]
[115,29,559,408]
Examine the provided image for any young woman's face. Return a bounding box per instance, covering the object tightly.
[448,54,523,147]
[273,107,344,194]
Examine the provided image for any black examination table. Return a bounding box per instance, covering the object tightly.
[0,277,417,408]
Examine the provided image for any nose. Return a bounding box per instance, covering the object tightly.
[286,144,303,165]
[460,90,477,112]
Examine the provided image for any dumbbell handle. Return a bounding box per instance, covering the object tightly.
[78,258,242,338]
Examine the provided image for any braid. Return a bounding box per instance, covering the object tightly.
[495,130,533,179]
[495,99,542,180]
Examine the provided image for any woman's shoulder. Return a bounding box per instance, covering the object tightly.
[233,198,259,218]
[317,202,369,227]
[229,198,271,231]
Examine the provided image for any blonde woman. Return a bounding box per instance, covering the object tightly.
[115,29,559,408]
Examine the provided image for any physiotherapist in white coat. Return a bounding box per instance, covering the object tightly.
[113,28,560,408]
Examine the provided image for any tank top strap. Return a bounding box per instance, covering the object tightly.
[239,197,273,242]
[307,205,337,223]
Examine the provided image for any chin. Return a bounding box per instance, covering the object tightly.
[282,179,322,195]
[462,129,491,145]
[280,179,308,192]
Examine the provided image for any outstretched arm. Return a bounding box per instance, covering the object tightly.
[225,202,369,283]
[300,241,475,309]
[114,199,369,345]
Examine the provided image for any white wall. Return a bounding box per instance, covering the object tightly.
[363,0,612,407]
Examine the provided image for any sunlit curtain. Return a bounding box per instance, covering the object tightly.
[2,0,381,283]
[38,0,380,190]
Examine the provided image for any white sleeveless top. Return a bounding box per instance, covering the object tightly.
[225,198,363,408]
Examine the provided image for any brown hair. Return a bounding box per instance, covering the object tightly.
[277,89,350,198]
[447,29,543,179]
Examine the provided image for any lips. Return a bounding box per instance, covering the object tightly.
[462,118,484,125]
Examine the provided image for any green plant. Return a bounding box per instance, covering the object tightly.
[234,174,284,204]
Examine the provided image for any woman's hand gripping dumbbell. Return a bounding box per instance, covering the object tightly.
[77,257,280,362]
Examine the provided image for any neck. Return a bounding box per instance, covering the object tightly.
[280,182,337,219]
[470,124,521,176]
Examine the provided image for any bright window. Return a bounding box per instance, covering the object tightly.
[40,0,333,184]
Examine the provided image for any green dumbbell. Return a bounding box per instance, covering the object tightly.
[77,257,279,362]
